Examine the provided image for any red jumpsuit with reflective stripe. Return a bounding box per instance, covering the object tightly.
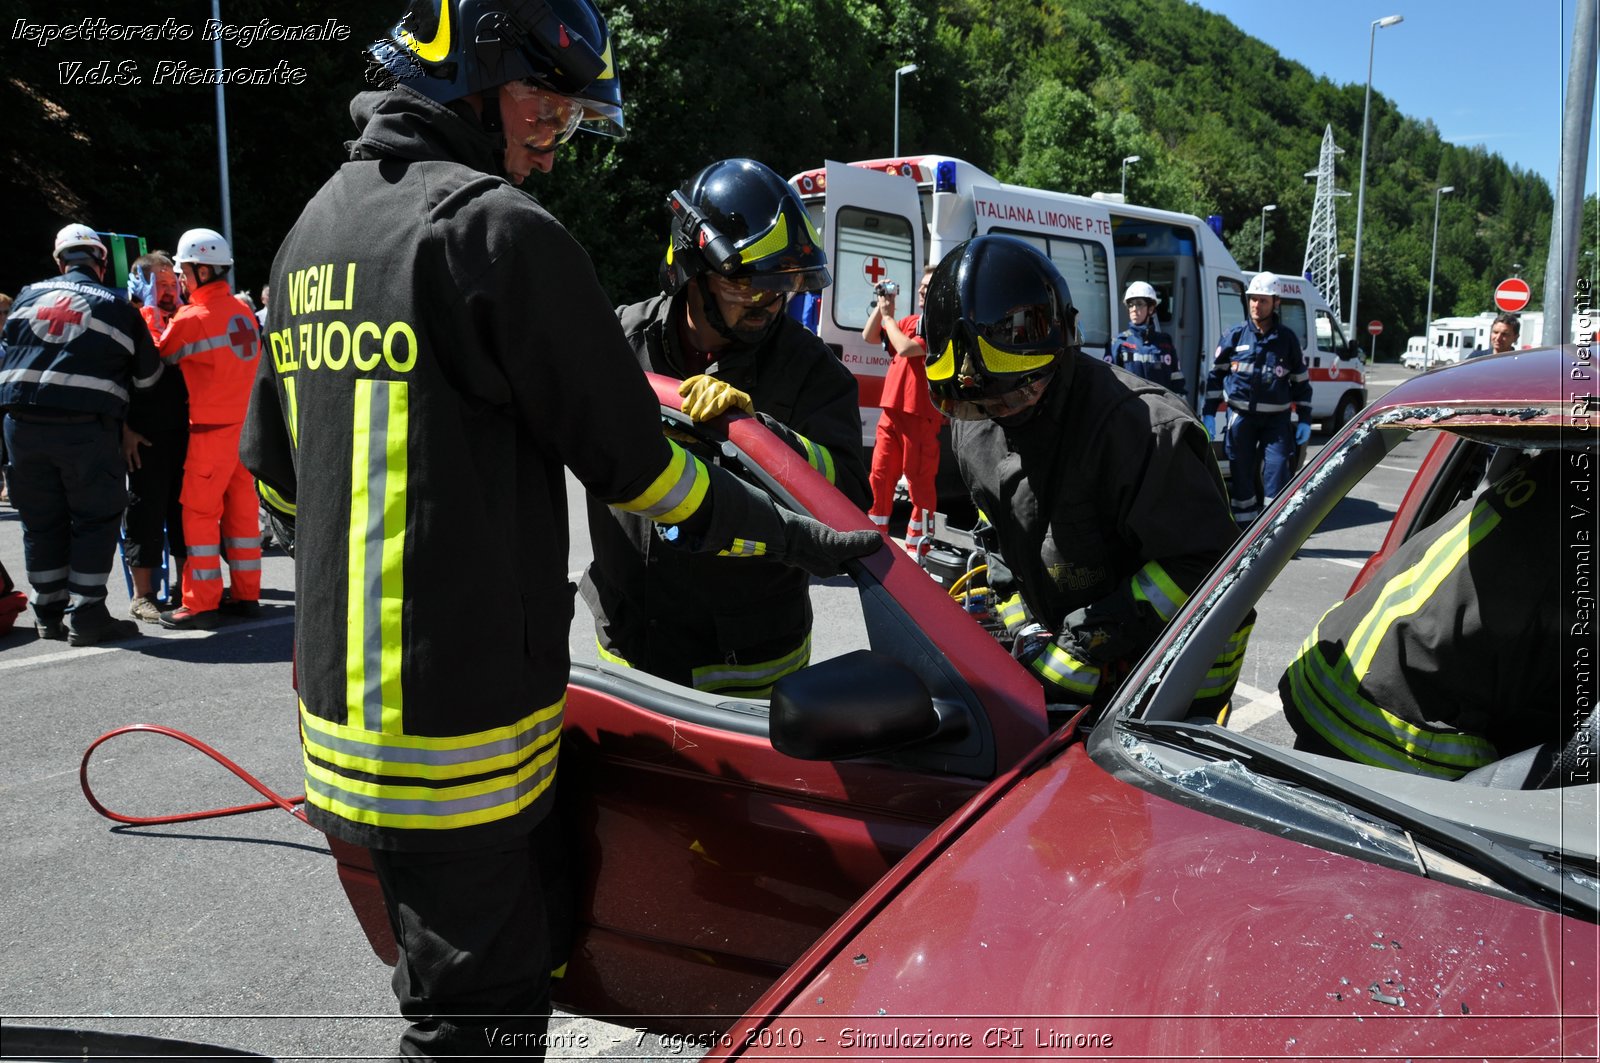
[867,313,941,554]
[159,282,261,612]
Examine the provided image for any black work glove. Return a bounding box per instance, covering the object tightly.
[776,506,883,578]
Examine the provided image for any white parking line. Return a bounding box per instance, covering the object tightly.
[0,613,295,673]
[1225,680,1281,731]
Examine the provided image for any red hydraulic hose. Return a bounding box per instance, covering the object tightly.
[80,723,310,827]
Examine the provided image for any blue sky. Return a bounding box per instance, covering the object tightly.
[1191,0,1597,196]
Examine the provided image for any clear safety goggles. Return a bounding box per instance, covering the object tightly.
[504,79,586,149]
[708,271,823,304]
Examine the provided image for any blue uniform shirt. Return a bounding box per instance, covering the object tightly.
[1205,315,1311,414]
[1110,321,1185,394]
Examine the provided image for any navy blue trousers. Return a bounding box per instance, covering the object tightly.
[3,415,127,630]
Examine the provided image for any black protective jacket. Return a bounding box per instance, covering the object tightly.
[1281,451,1567,778]
[580,293,867,695]
[241,89,774,850]
[954,353,1244,708]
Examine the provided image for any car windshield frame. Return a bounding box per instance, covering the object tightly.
[1084,397,1597,915]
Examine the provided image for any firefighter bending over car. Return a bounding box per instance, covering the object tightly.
[922,235,1249,716]
[1280,449,1571,780]
[582,158,869,699]
[238,3,880,1059]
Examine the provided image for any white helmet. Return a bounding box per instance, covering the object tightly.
[53,223,107,263]
[1246,272,1280,298]
[1122,281,1159,305]
[175,228,233,267]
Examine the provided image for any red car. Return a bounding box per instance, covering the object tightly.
[331,347,1597,1058]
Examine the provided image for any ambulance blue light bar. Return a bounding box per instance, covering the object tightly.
[936,161,957,193]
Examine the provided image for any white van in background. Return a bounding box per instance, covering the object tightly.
[788,156,1366,442]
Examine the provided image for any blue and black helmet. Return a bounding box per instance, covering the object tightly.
[370,0,623,138]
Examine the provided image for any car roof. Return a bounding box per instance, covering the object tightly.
[1369,344,1588,431]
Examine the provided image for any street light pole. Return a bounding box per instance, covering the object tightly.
[1258,204,1277,272]
[1423,184,1454,370]
[1120,155,1140,199]
[1347,13,1403,338]
[893,63,918,157]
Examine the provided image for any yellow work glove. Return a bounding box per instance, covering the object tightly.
[679,374,754,422]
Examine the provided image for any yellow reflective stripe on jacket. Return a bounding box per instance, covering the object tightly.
[283,375,300,447]
[258,481,296,518]
[613,441,709,525]
[1030,642,1101,697]
[1345,499,1501,676]
[1284,636,1495,777]
[345,378,408,734]
[595,640,632,668]
[718,538,768,558]
[691,634,812,696]
[1195,620,1253,699]
[300,699,562,831]
[1130,561,1187,623]
[795,432,837,484]
[998,593,1027,633]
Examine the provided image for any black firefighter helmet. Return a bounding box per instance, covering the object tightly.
[660,159,830,297]
[369,0,624,138]
[922,236,1079,419]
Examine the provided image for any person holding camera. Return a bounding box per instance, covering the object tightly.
[862,266,941,555]
[582,158,870,698]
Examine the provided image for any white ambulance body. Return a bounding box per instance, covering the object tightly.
[788,155,1367,444]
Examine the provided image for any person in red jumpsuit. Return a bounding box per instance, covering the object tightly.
[863,267,942,556]
[158,228,261,629]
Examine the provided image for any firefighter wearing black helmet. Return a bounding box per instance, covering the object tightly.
[582,159,869,697]
[239,7,879,1058]
[923,236,1247,715]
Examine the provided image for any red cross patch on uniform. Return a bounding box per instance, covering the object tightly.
[226,314,259,361]
[29,292,91,345]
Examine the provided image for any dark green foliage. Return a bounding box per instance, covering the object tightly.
[1,0,1580,357]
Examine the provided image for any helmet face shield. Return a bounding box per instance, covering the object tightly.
[923,236,1076,415]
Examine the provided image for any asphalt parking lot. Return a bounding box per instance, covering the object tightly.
[0,366,1417,1060]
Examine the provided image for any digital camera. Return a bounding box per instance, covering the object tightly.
[873,280,901,298]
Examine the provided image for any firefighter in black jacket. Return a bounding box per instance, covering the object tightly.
[922,236,1248,715]
[582,159,869,697]
[238,4,879,1058]
[0,224,163,645]
[1280,450,1567,779]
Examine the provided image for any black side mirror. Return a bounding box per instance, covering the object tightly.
[769,649,949,760]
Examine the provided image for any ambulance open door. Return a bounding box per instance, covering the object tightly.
[816,161,925,447]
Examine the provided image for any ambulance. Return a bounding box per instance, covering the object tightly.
[788,156,1369,443]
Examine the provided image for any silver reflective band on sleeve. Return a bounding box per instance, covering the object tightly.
[133,362,164,389]
[0,368,128,403]
[85,315,136,354]
[164,333,232,364]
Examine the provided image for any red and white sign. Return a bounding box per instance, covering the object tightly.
[1494,277,1531,313]
[1367,320,1383,336]
[862,256,888,286]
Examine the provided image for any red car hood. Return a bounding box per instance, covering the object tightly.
[720,744,1597,1059]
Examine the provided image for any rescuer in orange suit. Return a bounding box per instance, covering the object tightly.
[862,266,942,556]
[158,228,262,630]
